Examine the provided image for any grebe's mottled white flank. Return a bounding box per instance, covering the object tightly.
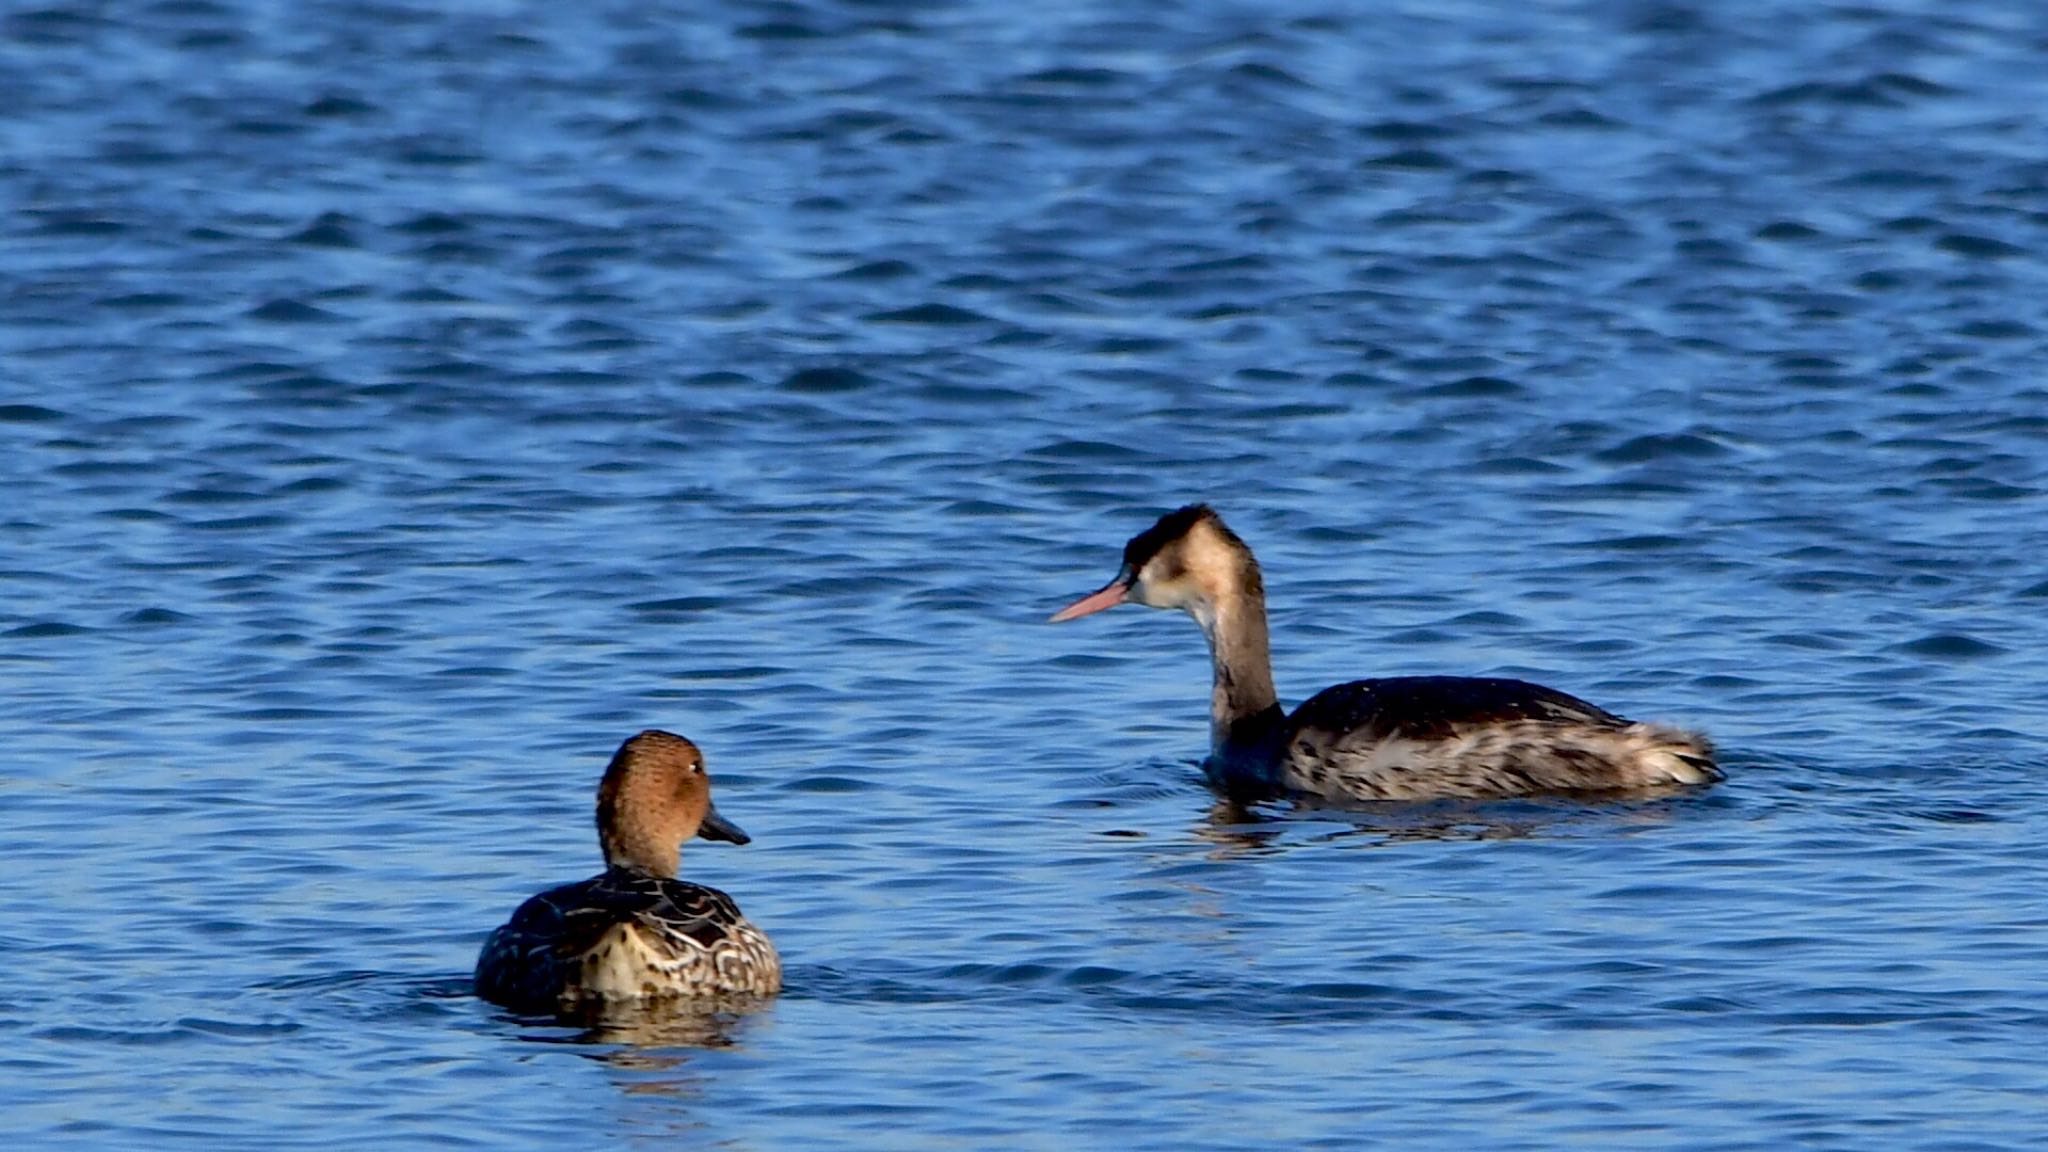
[1051,505,1720,802]
[475,730,780,1010]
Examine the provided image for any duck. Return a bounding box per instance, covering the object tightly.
[475,729,781,1010]
[1050,504,1720,802]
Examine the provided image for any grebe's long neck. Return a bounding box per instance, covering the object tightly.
[1193,582,1283,760]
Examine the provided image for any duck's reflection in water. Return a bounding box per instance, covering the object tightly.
[515,994,773,1060]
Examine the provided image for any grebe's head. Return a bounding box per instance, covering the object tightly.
[596,729,751,877]
[1050,504,1261,623]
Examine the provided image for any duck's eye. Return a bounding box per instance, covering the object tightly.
[691,760,705,775]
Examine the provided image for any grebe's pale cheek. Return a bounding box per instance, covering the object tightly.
[1125,580,1163,609]
[1128,565,1205,614]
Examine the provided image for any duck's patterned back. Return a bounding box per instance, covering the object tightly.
[475,866,781,1010]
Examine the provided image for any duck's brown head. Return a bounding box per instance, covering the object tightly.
[596,729,750,877]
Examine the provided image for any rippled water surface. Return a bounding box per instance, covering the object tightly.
[7,0,2048,1147]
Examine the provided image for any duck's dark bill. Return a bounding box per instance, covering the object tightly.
[1050,579,1129,622]
[697,804,752,845]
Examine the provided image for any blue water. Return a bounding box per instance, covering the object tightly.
[6,0,2048,1147]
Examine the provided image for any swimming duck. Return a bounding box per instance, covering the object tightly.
[475,730,781,1010]
[1051,504,1720,802]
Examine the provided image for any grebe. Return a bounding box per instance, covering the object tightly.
[1050,505,1720,802]
[475,730,781,1009]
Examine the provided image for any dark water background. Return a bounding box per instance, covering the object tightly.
[5,1,2048,1147]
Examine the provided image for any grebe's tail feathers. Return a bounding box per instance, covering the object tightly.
[1626,723,1722,786]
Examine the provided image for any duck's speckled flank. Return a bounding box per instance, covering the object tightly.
[475,867,781,1009]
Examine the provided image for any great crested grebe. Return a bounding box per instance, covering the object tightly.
[475,730,781,1010]
[1050,505,1720,802]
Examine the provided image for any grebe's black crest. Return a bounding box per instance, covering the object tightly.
[1119,504,1263,599]
[1122,504,1219,568]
